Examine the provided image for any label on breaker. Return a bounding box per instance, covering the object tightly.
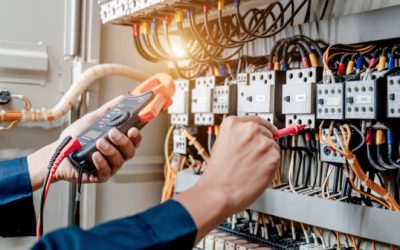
[256,95,266,102]
[357,95,372,104]
[326,96,341,106]
[200,97,207,104]
[295,94,307,102]
[218,96,227,103]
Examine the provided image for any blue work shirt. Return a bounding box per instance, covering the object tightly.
[0,157,197,250]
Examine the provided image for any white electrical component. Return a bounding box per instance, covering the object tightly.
[282,68,320,128]
[172,129,187,154]
[213,84,237,115]
[320,129,346,164]
[387,75,400,118]
[316,83,345,120]
[168,79,192,125]
[192,76,224,125]
[345,80,378,119]
[99,0,168,23]
[237,71,284,125]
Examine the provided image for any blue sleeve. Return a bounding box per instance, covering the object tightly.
[33,200,197,250]
[0,156,36,237]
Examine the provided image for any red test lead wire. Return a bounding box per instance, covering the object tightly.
[36,138,82,239]
[273,124,306,140]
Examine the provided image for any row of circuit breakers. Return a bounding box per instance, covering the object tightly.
[168,68,400,127]
[168,68,400,164]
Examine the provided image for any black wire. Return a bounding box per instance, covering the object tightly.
[39,136,72,236]
[376,144,396,170]
[366,144,387,172]
[319,0,329,20]
[304,0,312,23]
[73,166,85,226]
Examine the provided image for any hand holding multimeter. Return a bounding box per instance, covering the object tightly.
[68,73,175,173]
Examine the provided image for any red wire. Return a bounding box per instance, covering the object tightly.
[36,139,82,239]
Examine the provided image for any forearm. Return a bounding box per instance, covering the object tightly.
[27,142,56,191]
[173,180,230,244]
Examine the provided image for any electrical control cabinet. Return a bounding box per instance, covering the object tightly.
[192,76,224,125]
[172,128,187,154]
[387,75,400,118]
[316,83,345,120]
[344,80,383,119]
[168,79,192,125]
[320,129,347,164]
[213,85,237,115]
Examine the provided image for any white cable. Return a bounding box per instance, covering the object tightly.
[19,64,150,121]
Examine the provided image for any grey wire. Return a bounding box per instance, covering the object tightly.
[349,125,365,152]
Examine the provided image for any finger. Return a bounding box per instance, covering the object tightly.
[92,151,112,181]
[108,128,135,160]
[239,115,277,133]
[96,138,124,175]
[127,128,142,148]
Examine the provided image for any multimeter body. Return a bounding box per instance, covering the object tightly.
[69,91,154,173]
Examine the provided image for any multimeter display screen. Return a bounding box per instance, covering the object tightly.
[84,129,102,140]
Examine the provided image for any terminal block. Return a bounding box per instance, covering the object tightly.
[316,83,345,120]
[168,79,192,126]
[172,128,187,154]
[345,78,386,120]
[236,73,249,85]
[387,75,400,118]
[213,85,237,115]
[192,76,224,125]
[320,129,346,164]
[282,68,321,128]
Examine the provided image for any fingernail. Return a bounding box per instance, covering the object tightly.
[131,128,139,137]
[94,152,102,161]
[110,129,122,140]
[98,140,109,150]
[273,125,278,131]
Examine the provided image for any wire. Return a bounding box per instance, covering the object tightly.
[38,136,72,236]
[320,0,330,20]
[37,138,82,239]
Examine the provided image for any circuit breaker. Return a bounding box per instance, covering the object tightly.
[192,76,224,125]
[320,129,346,164]
[237,71,284,124]
[213,84,237,115]
[168,79,192,125]
[344,79,385,119]
[387,75,400,118]
[282,68,321,128]
[316,83,345,120]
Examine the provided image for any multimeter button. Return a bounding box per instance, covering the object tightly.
[106,111,130,127]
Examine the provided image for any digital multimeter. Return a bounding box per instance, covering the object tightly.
[69,73,175,173]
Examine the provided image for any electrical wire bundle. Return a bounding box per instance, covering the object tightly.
[268,35,325,71]
[319,122,400,211]
[37,137,82,239]
[132,0,314,79]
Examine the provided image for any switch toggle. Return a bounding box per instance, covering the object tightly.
[346,97,354,104]
[284,96,290,102]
